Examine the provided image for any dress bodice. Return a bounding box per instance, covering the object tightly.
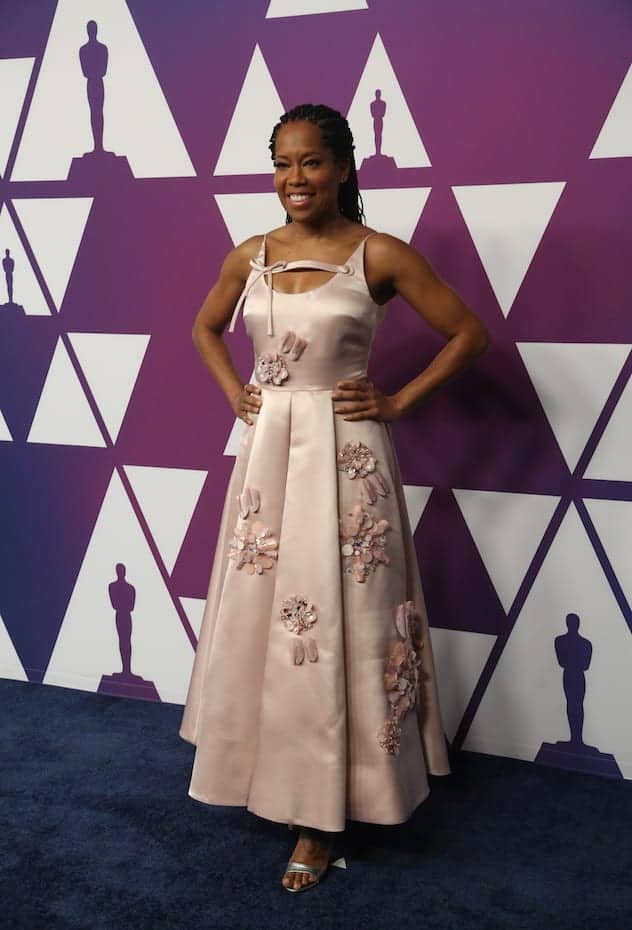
[229,232,387,390]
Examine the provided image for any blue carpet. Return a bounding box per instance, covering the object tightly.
[1,677,630,929]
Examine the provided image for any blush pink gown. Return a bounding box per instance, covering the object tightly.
[179,231,451,832]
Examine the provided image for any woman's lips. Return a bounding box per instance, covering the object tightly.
[287,193,314,208]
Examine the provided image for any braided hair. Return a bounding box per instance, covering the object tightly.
[269,103,366,225]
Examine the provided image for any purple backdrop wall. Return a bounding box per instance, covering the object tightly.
[1,0,631,780]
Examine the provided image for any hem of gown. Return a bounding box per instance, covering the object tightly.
[186,783,433,834]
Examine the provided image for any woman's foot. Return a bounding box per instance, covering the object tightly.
[282,826,334,891]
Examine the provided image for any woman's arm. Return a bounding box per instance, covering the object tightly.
[332,233,490,421]
[192,237,263,425]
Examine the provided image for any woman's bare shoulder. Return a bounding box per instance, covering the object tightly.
[220,233,266,283]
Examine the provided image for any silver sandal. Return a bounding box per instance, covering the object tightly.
[282,858,330,893]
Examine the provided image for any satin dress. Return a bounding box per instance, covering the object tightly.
[179,231,451,832]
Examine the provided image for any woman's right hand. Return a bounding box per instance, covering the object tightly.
[230,383,262,426]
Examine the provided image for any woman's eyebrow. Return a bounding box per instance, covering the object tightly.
[274,151,322,159]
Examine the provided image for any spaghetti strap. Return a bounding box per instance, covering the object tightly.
[228,230,380,335]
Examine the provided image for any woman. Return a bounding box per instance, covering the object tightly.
[179,103,489,892]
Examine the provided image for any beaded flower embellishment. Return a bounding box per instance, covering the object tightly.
[255,352,288,386]
[256,330,308,385]
[339,503,391,583]
[376,600,425,756]
[279,594,319,665]
[228,519,278,574]
[337,441,390,506]
[279,594,318,634]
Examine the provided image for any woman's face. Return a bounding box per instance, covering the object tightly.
[273,120,349,223]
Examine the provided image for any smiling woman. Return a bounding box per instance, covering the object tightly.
[180,103,490,894]
[273,109,359,222]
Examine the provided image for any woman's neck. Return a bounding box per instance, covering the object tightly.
[284,216,355,242]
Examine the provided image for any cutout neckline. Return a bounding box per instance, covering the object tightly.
[262,234,372,297]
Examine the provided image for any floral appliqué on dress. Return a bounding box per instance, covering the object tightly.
[376,600,425,756]
[256,330,308,384]
[228,518,278,574]
[279,593,319,665]
[337,440,390,506]
[340,503,391,582]
[256,353,289,385]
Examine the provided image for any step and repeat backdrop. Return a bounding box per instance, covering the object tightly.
[1,0,631,781]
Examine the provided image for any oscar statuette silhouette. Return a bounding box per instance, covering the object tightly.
[68,20,133,184]
[535,613,621,777]
[358,90,398,182]
[1,248,25,316]
[98,562,159,700]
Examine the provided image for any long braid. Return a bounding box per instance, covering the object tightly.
[268,103,366,225]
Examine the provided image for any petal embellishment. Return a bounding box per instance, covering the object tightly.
[279,329,296,354]
[291,637,305,665]
[305,637,319,663]
[250,487,261,512]
[361,476,378,505]
[238,492,249,519]
[287,336,307,360]
[395,602,408,639]
[373,472,390,496]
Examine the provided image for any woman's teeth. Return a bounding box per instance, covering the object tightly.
[289,194,313,203]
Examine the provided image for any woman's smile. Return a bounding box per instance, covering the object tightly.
[287,192,315,207]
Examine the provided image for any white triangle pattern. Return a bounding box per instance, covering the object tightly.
[179,597,206,639]
[0,407,12,441]
[517,342,631,471]
[214,45,284,176]
[12,0,195,181]
[124,465,208,575]
[429,628,496,743]
[0,613,28,681]
[69,332,150,442]
[216,188,430,251]
[402,484,432,532]
[590,63,632,159]
[224,411,250,457]
[215,193,286,247]
[44,470,195,703]
[13,198,93,312]
[0,204,51,315]
[266,0,367,17]
[584,498,632,615]
[360,187,430,241]
[0,58,34,177]
[464,504,632,777]
[27,338,105,447]
[453,182,566,317]
[454,489,560,613]
[584,371,632,481]
[347,34,431,169]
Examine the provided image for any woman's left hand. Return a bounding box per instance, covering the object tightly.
[332,378,402,422]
